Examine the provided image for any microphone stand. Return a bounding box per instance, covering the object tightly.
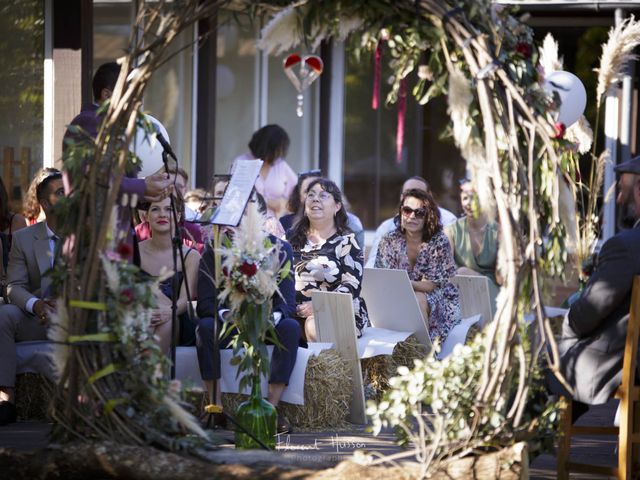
[159,148,195,380]
[158,147,268,448]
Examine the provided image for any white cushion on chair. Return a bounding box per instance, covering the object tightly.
[356,327,413,359]
[175,343,334,406]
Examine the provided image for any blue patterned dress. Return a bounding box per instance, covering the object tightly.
[375,229,461,343]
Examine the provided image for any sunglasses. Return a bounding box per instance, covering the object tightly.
[401,205,427,218]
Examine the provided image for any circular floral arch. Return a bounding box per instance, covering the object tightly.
[253,0,640,460]
[51,0,640,466]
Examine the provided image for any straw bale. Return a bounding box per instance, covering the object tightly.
[361,335,429,401]
[223,349,352,431]
[15,373,53,420]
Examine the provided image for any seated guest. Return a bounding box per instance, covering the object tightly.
[136,167,204,252]
[280,170,365,249]
[0,169,64,425]
[196,200,300,433]
[184,188,213,221]
[138,197,200,355]
[375,188,461,344]
[287,178,369,341]
[366,176,456,268]
[445,178,501,316]
[549,156,640,415]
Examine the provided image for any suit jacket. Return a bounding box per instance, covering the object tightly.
[6,222,54,312]
[197,234,296,320]
[558,224,640,404]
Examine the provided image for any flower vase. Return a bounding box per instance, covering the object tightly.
[234,375,277,449]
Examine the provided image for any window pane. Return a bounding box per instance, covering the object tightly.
[145,26,194,185]
[214,17,258,175]
[342,40,422,229]
[0,0,44,213]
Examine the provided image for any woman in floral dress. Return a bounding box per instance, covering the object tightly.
[287,179,369,341]
[375,188,461,344]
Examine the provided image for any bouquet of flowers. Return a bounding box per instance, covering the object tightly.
[215,201,290,391]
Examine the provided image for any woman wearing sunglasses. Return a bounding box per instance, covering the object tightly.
[375,188,461,343]
[287,178,369,342]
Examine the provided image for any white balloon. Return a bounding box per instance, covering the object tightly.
[130,114,170,178]
[543,71,587,128]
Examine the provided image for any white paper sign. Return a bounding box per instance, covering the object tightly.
[211,160,262,226]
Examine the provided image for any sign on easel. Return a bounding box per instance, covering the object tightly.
[210,160,262,227]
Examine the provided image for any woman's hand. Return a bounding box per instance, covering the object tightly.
[411,279,436,293]
[149,309,171,327]
[296,301,314,318]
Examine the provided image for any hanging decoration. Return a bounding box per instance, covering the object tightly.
[283,53,324,117]
[371,39,384,110]
[396,78,407,164]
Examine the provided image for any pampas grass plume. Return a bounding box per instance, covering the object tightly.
[596,16,640,106]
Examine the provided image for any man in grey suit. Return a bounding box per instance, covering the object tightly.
[553,155,640,412]
[0,168,64,425]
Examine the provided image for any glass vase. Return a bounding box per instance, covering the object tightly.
[234,375,277,449]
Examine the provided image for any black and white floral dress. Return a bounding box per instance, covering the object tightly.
[291,232,369,335]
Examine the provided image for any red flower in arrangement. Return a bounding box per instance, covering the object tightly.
[117,242,133,259]
[120,288,135,305]
[239,261,258,277]
[516,42,532,59]
[553,122,566,139]
[222,266,229,277]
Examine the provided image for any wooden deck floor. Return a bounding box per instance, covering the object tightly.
[0,399,622,478]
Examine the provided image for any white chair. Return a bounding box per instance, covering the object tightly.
[437,275,492,360]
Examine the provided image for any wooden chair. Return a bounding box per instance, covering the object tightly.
[557,276,640,480]
[311,290,367,424]
[450,274,493,327]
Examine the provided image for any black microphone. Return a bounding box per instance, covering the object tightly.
[155,130,177,161]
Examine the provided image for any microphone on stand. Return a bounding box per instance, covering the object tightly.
[155,131,178,162]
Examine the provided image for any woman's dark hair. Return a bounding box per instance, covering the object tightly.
[0,176,11,231]
[92,62,121,101]
[35,168,63,203]
[252,190,268,215]
[248,124,290,165]
[394,188,442,242]
[286,170,322,214]
[288,178,350,250]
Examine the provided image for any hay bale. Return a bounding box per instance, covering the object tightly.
[360,335,429,401]
[15,373,53,420]
[223,349,352,431]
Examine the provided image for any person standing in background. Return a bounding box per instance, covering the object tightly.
[232,125,297,219]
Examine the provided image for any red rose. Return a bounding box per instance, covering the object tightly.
[553,122,566,139]
[239,261,258,277]
[120,288,134,305]
[222,266,229,277]
[516,42,532,59]
[117,242,133,259]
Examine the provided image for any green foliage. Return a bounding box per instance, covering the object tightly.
[368,329,559,456]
